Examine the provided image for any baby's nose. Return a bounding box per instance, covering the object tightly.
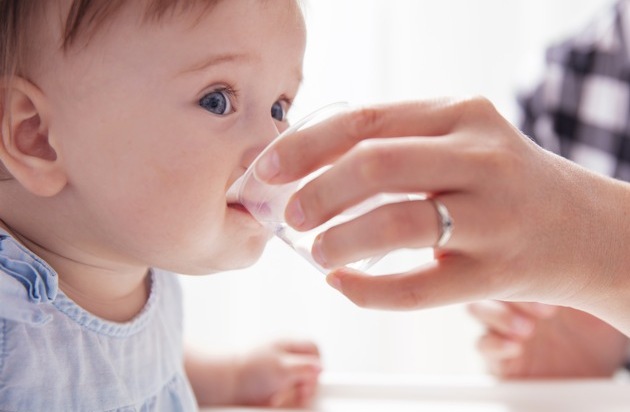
[260,120,282,146]
[242,121,281,169]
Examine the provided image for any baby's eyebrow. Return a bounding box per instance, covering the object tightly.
[178,52,256,76]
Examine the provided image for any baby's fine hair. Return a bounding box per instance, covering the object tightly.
[1,0,220,85]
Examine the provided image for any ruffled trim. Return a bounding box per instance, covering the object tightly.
[0,231,57,303]
[0,229,162,336]
[0,230,58,325]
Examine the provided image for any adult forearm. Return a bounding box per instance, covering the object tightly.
[573,172,630,336]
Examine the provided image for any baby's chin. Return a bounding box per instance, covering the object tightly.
[230,237,271,269]
[177,235,270,275]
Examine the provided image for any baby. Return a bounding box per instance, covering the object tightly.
[0,0,321,410]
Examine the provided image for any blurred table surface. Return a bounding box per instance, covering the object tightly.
[201,373,630,412]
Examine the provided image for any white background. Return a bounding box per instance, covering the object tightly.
[183,0,614,377]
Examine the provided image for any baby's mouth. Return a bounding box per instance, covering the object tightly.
[228,202,248,213]
[226,191,247,212]
[225,173,274,221]
[227,177,258,217]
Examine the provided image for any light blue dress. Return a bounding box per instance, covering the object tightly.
[0,230,198,411]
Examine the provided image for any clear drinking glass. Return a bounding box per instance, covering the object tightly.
[227,103,410,274]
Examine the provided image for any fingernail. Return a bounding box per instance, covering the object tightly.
[326,274,342,291]
[285,198,306,228]
[255,149,280,181]
[312,234,328,267]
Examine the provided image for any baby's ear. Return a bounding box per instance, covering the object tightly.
[0,77,67,196]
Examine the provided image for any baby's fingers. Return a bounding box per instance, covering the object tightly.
[272,358,321,407]
[270,382,318,408]
[269,387,298,408]
[275,339,321,357]
[282,354,322,382]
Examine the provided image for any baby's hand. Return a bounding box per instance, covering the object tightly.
[234,340,322,408]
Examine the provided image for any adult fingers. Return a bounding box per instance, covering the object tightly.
[325,255,495,310]
[255,98,470,184]
[311,198,440,268]
[467,301,536,339]
[512,302,559,318]
[476,332,524,361]
[311,193,487,269]
[284,137,475,232]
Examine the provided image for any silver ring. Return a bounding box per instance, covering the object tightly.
[428,198,454,248]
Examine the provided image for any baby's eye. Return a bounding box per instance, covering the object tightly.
[199,89,234,115]
[271,100,287,121]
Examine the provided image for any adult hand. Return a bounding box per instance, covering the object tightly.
[468,301,629,378]
[254,98,630,334]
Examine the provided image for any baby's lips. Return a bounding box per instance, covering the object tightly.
[226,175,271,220]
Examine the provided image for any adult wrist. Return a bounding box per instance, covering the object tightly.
[572,174,630,336]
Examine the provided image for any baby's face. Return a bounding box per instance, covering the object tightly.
[37,0,306,273]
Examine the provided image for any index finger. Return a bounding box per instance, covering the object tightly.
[254,98,464,183]
[325,255,493,311]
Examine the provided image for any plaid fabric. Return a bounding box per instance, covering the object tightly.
[519,0,630,181]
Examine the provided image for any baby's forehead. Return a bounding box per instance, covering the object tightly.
[18,0,305,89]
[59,0,222,50]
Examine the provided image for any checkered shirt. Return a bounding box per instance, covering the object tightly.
[519,0,630,181]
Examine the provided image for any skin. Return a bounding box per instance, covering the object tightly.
[468,301,630,378]
[253,98,630,337]
[0,0,320,407]
[185,340,321,407]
